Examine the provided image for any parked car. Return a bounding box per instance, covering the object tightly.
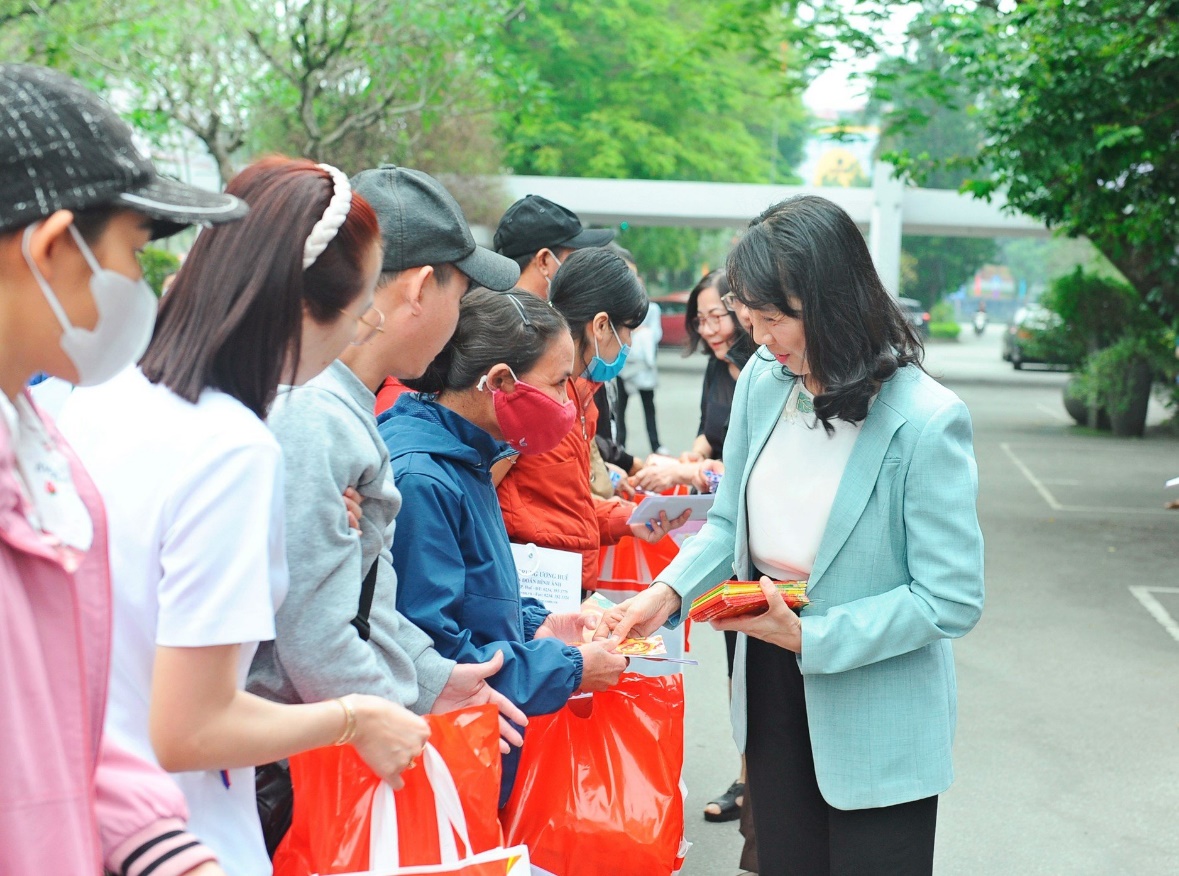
[897,297,931,337]
[1002,304,1066,369]
[651,290,690,347]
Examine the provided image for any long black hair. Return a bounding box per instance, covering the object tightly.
[547,247,648,351]
[726,195,923,429]
[683,269,755,368]
[405,288,569,394]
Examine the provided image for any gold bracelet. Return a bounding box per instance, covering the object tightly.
[333,696,357,746]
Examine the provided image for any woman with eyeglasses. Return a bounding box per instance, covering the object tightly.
[380,288,625,805]
[633,271,757,496]
[603,196,984,876]
[57,158,437,875]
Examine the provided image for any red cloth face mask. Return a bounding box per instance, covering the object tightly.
[479,370,577,455]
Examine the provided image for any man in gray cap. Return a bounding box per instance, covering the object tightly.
[250,166,527,828]
[494,194,614,298]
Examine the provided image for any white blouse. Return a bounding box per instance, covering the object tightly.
[746,380,861,580]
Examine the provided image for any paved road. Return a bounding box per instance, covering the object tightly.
[618,326,1179,875]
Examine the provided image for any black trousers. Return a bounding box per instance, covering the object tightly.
[616,382,661,452]
[744,635,938,876]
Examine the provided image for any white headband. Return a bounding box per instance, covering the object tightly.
[302,163,352,270]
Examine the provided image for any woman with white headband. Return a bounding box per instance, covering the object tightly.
[57,157,429,876]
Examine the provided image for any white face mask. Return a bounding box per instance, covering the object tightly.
[22,223,158,387]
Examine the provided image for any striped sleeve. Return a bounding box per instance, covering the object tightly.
[95,738,218,876]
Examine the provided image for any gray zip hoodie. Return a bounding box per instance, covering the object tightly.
[248,360,453,712]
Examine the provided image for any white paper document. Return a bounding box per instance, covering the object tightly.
[627,493,715,527]
[511,543,582,614]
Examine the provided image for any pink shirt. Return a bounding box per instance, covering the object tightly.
[0,390,216,876]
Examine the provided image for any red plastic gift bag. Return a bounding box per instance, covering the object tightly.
[273,705,503,876]
[342,748,530,875]
[597,533,680,596]
[499,673,686,876]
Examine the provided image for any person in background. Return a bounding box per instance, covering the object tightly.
[617,294,665,455]
[372,193,614,415]
[603,195,984,876]
[382,289,626,805]
[493,194,614,300]
[496,247,689,595]
[0,63,245,876]
[635,270,755,493]
[593,244,652,491]
[633,269,758,837]
[58,157,433,876]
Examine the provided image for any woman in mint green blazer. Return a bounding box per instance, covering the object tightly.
[605,196,984,876]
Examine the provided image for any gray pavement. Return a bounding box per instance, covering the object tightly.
[619,326,1179,875]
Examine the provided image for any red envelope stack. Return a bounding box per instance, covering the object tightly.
[688,580,809,622]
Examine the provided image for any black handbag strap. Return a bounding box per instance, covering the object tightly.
[351,558,380,641]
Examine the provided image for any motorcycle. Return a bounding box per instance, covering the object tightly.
[972,311,988,336]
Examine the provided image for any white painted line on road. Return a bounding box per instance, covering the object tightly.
[999,442,1179,516]
[1129,587,1179,645]
[1035,403,1072,424]
[1000,442,1063,510]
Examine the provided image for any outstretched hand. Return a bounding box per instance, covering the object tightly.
[594,582,682,643]
[535,611,600,645]
[630,509,692,544]
[433,651,528,752]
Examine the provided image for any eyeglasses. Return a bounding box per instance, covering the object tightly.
[720,292,740,311]
[339,304,385,346]
[694,310,734,331]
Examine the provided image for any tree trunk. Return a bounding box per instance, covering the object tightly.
[212,149,236,189]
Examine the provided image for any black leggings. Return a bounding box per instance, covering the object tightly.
[744,635,938,876]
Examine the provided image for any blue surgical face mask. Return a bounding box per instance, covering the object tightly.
[583,322,629,382]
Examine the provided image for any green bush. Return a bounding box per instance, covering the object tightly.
[1072,333,1173,417]
[139,247,180,297]
[930,322,961,340]
[1036,268,1153,357]
[930,300,956,324]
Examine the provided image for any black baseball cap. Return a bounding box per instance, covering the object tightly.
[493,194,614,259]
[351,165,519,292]
[0,64,247,238]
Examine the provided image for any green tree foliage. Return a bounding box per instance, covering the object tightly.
[138,246,180,296]
[997,237,1122,295]
[4,0,520,184]
[872,1,994,310]
[1038,268,1160,357]
[494,0,828,277]
[874,0,1179,324]
[496,0,811,184]
[900,234,992,310]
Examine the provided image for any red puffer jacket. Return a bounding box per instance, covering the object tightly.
[496,377,632,591]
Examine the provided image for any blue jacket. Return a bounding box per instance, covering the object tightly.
[379,395,583,799]
[659,358,984,810]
